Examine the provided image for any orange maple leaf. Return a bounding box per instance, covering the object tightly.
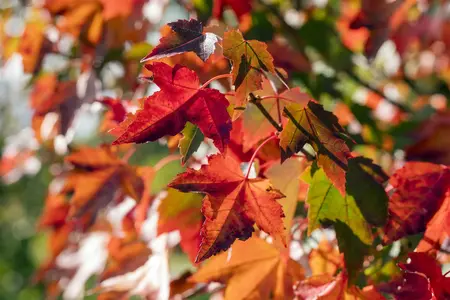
[63,146,144,218]
[294,272,385,300]
[190,237,304,299]
[169,154,286,262]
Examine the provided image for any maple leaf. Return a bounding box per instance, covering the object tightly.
[99,236,151,282]
[99,0,134,20]
[142,50,231,87]
[179,122,204,165]
[15,18,49,73]
[394,252,450,300]
[133,166,155,234]
[223,29,275,118]
[38,194,70,229]
[302,167,372,245]
[267,39,312,73]
[45,0,103,43]
[30,75,79,141]
[169,154,286,262]
[265,157,306,239]
[346,157,389,227]
[334,220,370,281]
[294,272,385,300]
[213,0,252,21]
[348,0,405,58]
[281,101,351,196]
[383,162,450,250]
[30,71,99,142]
[303,166,375,280]
[141,19,219,62]
[30,73,78,115]
[242,80,311,152]
[63,146,144,218]
[157,188,203,263]
[406,111,450,165]
[95,232,171,300]
[170,272,196,299]
[0,149,38,184]
[34,222,76,284]
[34,193,97,293]
[101,98,128,124]
[226,117,253,162]
[112,62,232,152]
[190,237,304,300]
[294,273,347,300]
[308,238,341,276]
[45,0,143,45]
[99,97,136,135]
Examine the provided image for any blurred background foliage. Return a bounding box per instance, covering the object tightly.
[0,1,190,298]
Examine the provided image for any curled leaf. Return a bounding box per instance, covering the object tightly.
[141,19,219,62]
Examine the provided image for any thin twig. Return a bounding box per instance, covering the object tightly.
[249,93,283,132]
[245,135,278,179]
[121,147,136,162]
[283,107,348,171]
[154,154,181,171]
[200,74,233,89]
[260,95,293,102]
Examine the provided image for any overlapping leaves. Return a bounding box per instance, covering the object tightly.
[141,19,219,62]
[112,62,232,152]
[223,30,276,117]
[191,237,303,300]
[63,146,144,218]
[169,154,286,262]
[22,7,450,300]
[281,101,351,195]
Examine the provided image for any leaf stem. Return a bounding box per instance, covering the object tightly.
[154,154,181,171]
[283,107,348,171]
[249,93,283,132]
[259,95,284,124]
[121,147,136,162]
[276,98,282,124]
[200,74,233,89]
[245,135,278,179]
[259,95,292,102]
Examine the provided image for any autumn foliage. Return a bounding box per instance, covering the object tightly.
[3,0,450,299]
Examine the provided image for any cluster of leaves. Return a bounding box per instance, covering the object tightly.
[3,0,450,299]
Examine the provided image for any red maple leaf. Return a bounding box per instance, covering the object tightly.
[394,252,450,300]
[112,62,232,152]
[169,153,286,262]
[383,162,450,250]
[213,0,251,20]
